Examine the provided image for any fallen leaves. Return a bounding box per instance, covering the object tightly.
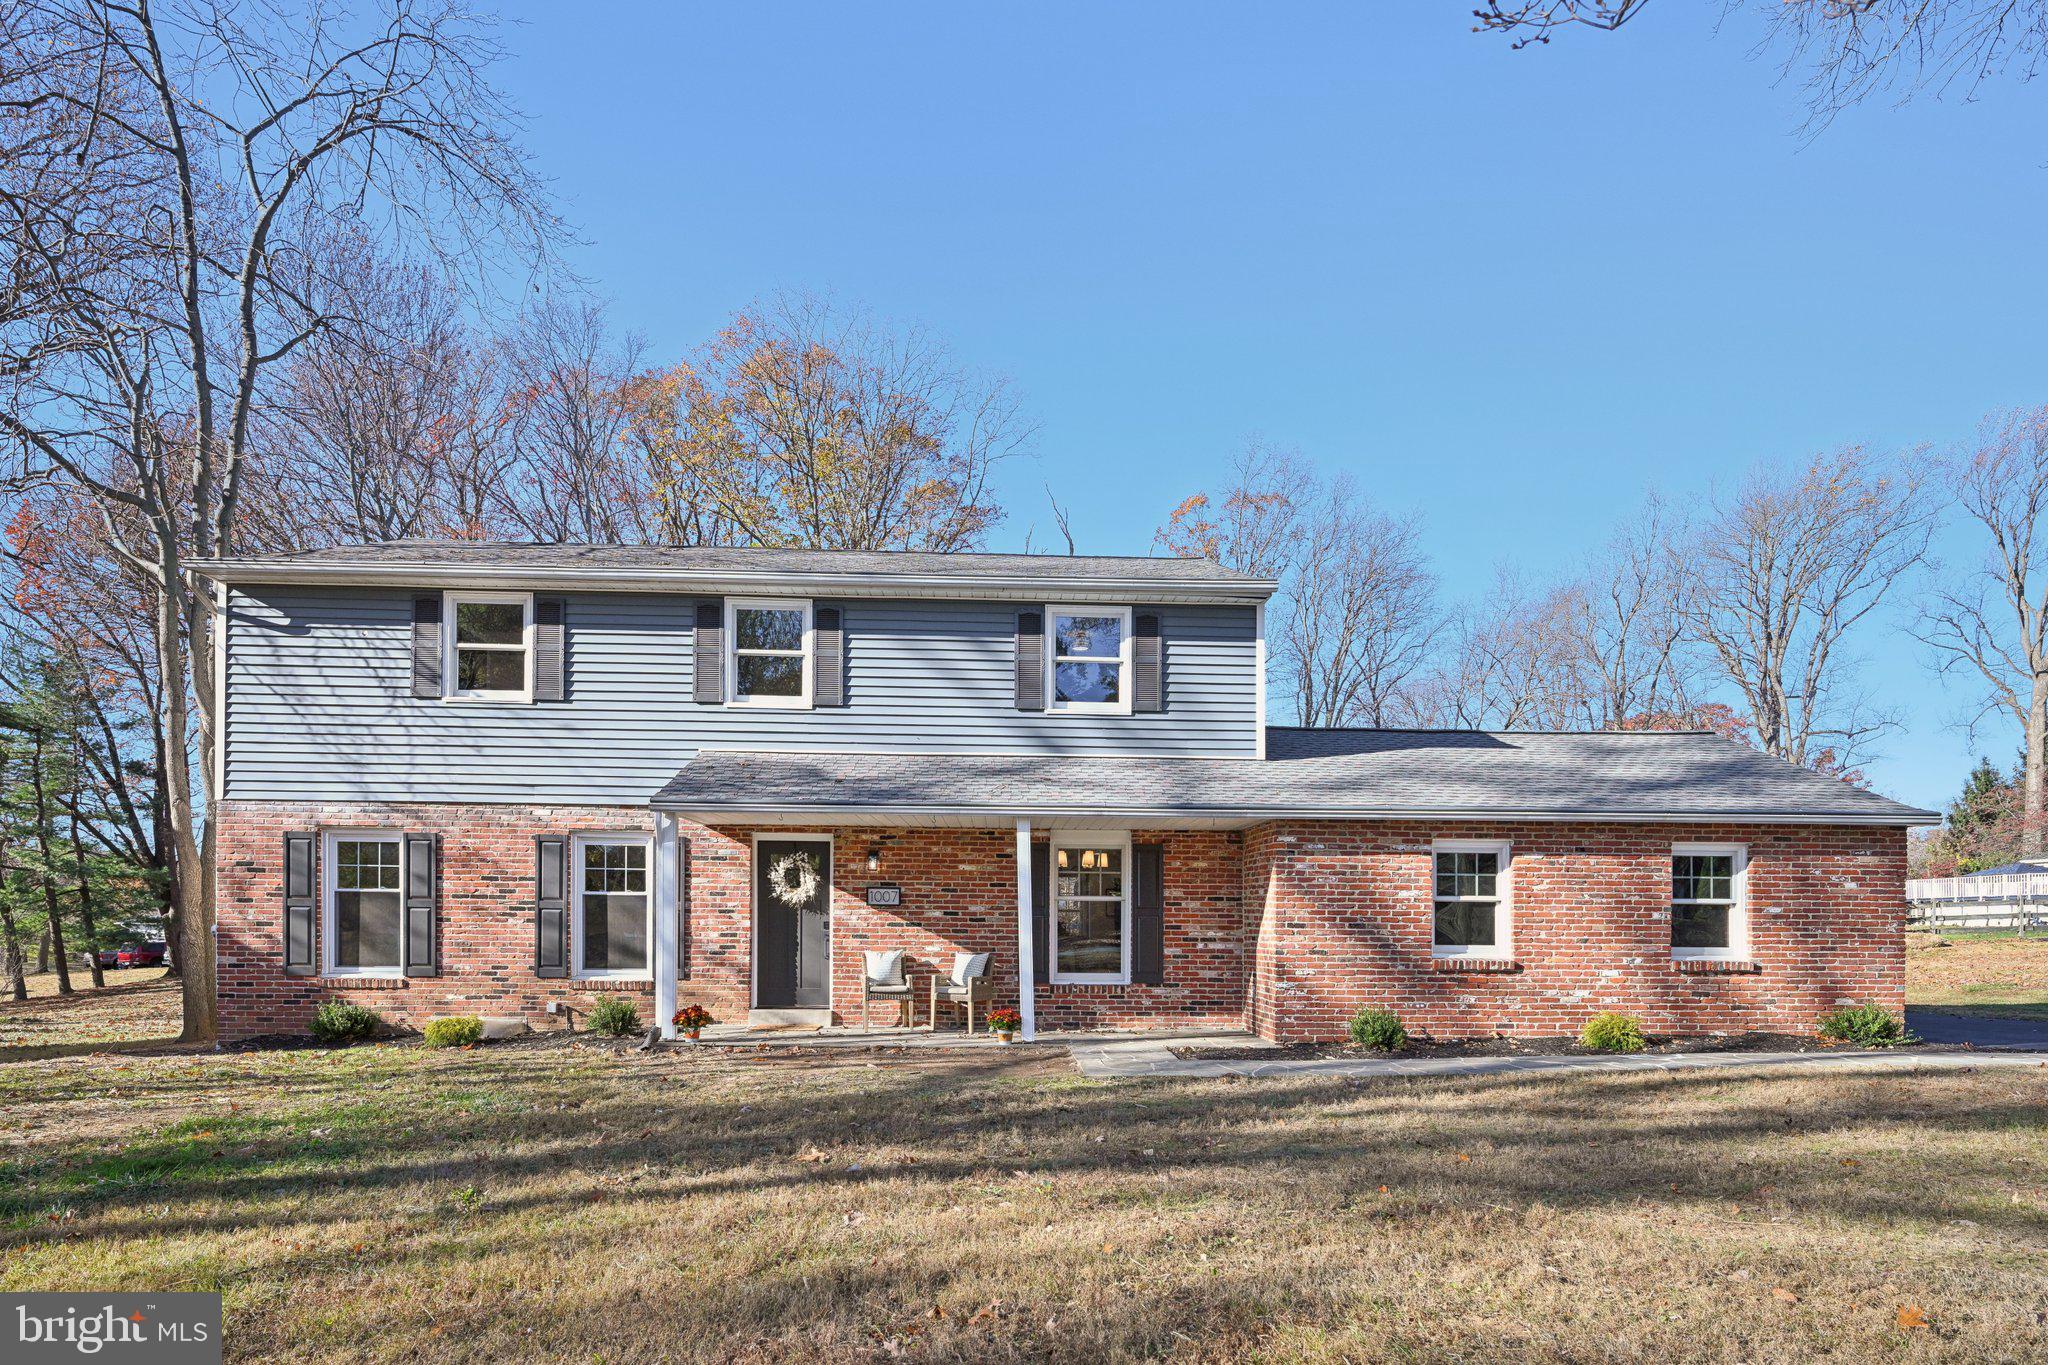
[1896,1305,1930,1331]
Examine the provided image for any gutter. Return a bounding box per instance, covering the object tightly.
[648,799,1939,827]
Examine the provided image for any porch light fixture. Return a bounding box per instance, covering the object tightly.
[866,845,882,874]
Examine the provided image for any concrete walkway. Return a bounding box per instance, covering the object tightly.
[1069,1034,2048,1081]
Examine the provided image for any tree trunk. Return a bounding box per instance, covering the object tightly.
[160,577,215,1041]
[36,923,50,974]
[2026,671,2048,859]
[0,837,26,1002]
[30,732,74,996]
[68,802,106,989]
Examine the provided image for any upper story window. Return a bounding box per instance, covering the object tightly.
[727,597,813,709]
[1672,844,1746,960]
[1433,839,1512,958]
[1047,606,1132,716]
[1051,832,1131,984]
[444,591,533,701]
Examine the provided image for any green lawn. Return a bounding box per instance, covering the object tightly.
[1907,931,2048,1021]
[3,1041,2045,1362]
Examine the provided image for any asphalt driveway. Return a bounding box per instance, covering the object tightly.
[1907,1007,2048,1049]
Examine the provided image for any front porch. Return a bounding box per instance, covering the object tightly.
[648,814,1250,1042]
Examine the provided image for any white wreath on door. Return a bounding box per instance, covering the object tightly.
[767,851,821,908]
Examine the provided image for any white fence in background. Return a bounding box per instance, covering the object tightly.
[1905,872,2048,931]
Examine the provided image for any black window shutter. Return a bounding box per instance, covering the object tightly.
[1030,842,1050,981]
[693,599,725,705]
[534,597,566,702]
[411,595,443,699]
[1015,610,1045,711]
[815,605,846,707]
[1133,611,1163,714]
[535,835,569,978]
[404,833,438,977]
[1132,842,1165,985]
[283,832,317,977]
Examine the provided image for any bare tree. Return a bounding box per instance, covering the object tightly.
[1571,495,1700,728]
[1160,446,1436,727]
[1477,1,2048,128]
[637,294,1030,551]
[0,0,557,1040]
[1917,408,2048,855]
[1681,449,1931,774]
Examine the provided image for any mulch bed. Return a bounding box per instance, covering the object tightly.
[1170,1032,1955,1062]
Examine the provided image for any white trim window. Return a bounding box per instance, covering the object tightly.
[1432,839,1512,959]
[727,597,813,709]
[444,590,533,701]
[573,835,654,980]
[324,831,405,977]
[1046,605,1133,715]
[1050,831,1131,984]
[1671,844,1747,960]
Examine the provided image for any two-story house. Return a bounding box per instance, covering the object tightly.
[194,542,1935,1042]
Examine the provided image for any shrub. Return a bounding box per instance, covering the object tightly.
[309,999,381,1044]
[1348,1007,1408,1051]
[586,994,642,1037]
[423,1015,484,1048]
[1579,1012,1649,1053]
[1818,1004,1915,1048]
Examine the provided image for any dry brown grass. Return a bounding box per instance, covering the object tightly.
[2,1041,2045,1363]
[0,970,182,1055]
[1907,932,2048,1020]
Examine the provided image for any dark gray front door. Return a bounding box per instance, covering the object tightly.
[755,838,830,1009]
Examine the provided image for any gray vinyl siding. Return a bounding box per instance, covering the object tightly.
[224,586,1260,805]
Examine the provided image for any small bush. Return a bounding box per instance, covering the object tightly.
[423,1015,484,1048]
[1818,1004,1915,1048]
[309,999,381,1044]
[1348,1007,1408,1051]
[1579,1011,1649,1053]
[585,995,642,1037]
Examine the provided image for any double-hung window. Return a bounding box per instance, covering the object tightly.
[1671,844,1746,960]
[1051,833,1131,983]
[574,836,653,979]
[1046,605,1132,715]
[727,598,813,708]
[325,832,404,976]
[1432,839,1511,958]
[444,591,533,701]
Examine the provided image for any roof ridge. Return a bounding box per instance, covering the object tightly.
[1266,725,1717,738]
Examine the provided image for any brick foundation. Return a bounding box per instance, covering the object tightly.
[215,802,1906,1044]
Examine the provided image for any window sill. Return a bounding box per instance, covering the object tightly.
[322,974,408,989]
[1430,957,1521,974]
[1046,980,1133,994]
[570,978,654,993]
[1673,958,1759,975]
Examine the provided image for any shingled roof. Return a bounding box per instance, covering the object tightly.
[188,540,1273,597]
[651,727,1936,825]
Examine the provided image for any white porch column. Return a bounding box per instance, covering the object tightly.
[654,813,680,1040]
[1015,817,1036,1042]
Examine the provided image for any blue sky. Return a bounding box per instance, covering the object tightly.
[492,1,2048,811]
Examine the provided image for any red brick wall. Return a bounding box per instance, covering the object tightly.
[215,803,1906,1044]
[1243,819,1907,1042]
[214,804,1249,1038]
[687,825,1248,1031]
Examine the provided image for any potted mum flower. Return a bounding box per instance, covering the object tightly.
[672,1004,716,1041]
[987,1007,1023,1043]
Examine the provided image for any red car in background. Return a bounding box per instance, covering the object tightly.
[117,942,167,968]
